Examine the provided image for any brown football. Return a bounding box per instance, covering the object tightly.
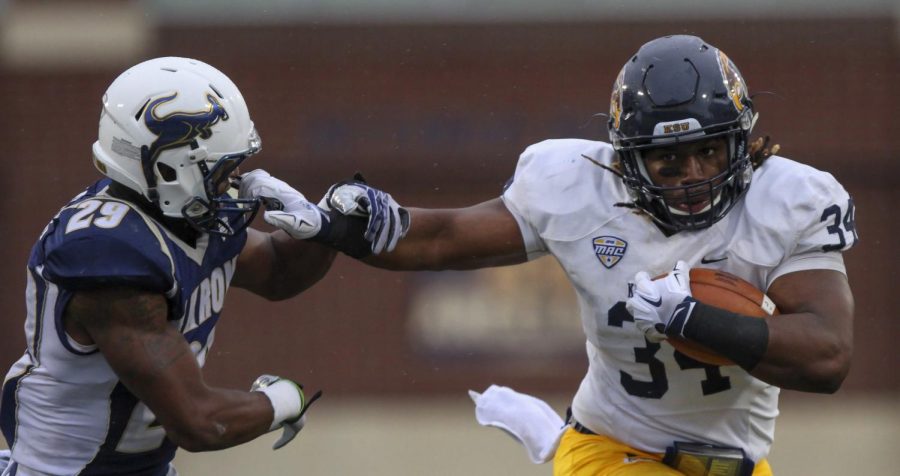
[668,268,779,366]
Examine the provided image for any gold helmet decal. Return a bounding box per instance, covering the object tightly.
[610,66,626,130]
[716,50,748,112]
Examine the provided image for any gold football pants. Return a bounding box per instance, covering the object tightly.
[553,427,773,476]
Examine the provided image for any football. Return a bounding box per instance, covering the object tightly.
[668,268,779,366]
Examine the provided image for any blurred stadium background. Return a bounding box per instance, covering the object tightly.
[0,0,897,474]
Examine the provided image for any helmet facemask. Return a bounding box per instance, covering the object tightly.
[616,112,755,232]
[143,122,262,237]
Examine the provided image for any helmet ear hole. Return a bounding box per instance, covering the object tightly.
[156,162,177,182]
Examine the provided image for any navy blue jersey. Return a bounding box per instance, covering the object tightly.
[1,179,247,475]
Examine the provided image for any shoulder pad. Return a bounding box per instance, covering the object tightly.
[745,156,857,255]
[504,139,630,241]
[40,198,176,292]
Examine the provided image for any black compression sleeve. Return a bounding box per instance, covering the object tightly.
[309,209,372,259]
[680,302,769,371]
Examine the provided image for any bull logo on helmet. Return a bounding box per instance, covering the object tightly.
[716,50,748,113]
[143,92,229,161]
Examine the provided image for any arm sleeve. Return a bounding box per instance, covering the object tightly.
[501,144,550,261]
[501,192,549,261]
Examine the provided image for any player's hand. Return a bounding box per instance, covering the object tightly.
[626,261,696,342]
[320,173,410,254]
[250,374,322,450]
[238,169,326,239]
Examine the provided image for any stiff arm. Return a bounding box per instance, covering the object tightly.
[365,198,528,270]
[231,227,337,300]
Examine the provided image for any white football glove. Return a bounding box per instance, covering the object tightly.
[250,374,322,450]
[320,174,410,255]
[238,169,326,240]
[625,261,696,343]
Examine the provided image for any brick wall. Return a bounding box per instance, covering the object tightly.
[1,18,896,395]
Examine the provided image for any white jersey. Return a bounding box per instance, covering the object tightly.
[501,139,857,462]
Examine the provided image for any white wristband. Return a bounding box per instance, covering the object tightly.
[255,379,303,431]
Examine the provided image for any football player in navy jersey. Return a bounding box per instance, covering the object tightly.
[309,36,857,475]
[0,57,402,476]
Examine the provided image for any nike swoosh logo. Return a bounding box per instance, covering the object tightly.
[668,304,691,334]
[640,295,662,307]
[700,256,728,264]
[672,305,689,321]
[666,297,695,337]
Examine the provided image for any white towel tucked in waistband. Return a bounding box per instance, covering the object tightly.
[468,384,566,464]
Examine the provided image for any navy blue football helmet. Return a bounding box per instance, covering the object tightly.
[608,35,757,232]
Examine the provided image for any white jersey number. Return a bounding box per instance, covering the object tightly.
[65,200,129,234]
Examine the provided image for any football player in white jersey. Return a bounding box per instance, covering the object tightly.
[0,57,391,475]
[301,35,857,475]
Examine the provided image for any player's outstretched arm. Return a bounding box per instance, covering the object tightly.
[232,227,337,301]
[232,169,389,300]
[752,269,854,393]
[365,198,529,271]
[66,287,308,451]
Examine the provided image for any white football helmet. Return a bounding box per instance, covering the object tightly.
[92,56,261,235]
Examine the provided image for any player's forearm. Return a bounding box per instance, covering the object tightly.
[258,230,337,300]
[365,205,527,270]
[749,311,852,393]
[362,207,458,270]
[163,388,275,452]
[748,270,854,393]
